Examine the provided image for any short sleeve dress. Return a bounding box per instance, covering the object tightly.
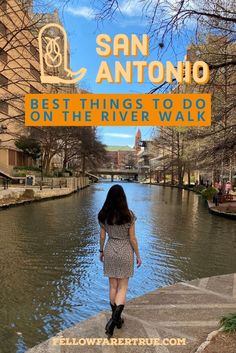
[99,211,137,278]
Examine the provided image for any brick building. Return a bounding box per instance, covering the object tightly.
[105,146,137,169]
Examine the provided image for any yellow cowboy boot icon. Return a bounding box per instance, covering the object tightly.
[38,23,87,84]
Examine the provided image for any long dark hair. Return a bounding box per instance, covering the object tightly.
[98,184,132,225]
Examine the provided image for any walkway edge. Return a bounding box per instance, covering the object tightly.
[25,273,236,353]
[207,201,236,220]
[0,185,90,211]
[195,328,222,352]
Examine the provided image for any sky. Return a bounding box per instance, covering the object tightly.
[38,0,192,147]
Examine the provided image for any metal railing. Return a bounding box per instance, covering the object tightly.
[35,178,68,190]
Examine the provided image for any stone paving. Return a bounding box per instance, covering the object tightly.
[26,273,236,353]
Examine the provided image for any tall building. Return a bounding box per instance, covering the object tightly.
[134,128,141,152]
[0,0,77,177]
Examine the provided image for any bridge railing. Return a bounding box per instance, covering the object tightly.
[92,169,139,174]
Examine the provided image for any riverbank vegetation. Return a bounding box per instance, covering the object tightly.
[220,313,236,333]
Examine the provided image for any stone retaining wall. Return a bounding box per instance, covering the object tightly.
[0,188,25,200]
[0,177,90,208]
[35,177,89,191]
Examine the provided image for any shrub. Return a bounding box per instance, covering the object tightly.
[54,171,63,177]
[201,187,218,200]
[193,185,206,194]
[220,313,236,333]
[13,166,40,171]
[14,172,26,177]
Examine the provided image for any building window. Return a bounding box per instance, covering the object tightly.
[0,1,7,13]
[30,64,40,82]
[0,73,8,88]
[29,43,39,60]
[0,21,7,37]
[29,85,40,94]
[16,151,24,167]
[0,101,8,114]
[0,49,7,64]
[9,149,16,166]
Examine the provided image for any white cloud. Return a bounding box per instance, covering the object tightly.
[104,133,133,138]
[67,6,96,20]
[66,0,144,21]
[120,0,143,17]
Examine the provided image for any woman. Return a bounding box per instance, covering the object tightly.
[98,184,142,338]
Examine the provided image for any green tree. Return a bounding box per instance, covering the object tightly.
[15,136,41,161]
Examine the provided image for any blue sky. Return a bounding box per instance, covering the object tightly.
[40,0,192,146]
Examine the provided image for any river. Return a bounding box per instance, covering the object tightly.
[0,182,235,353]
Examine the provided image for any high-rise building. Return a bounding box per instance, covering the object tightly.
[0,0,77,177]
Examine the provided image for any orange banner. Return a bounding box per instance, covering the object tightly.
[25,93,211,126]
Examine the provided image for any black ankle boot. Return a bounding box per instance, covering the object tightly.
[105,304,124,338]
[109,302,124,329]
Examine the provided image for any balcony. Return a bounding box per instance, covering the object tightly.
[0,49,7,64]
[0,21,7,37]
[0,101,8,114]
[0,1,7,12]
[0,73,8,88]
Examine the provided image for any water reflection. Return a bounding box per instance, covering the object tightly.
[0,183,235,353]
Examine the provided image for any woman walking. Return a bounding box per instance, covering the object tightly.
[98,184,142,338]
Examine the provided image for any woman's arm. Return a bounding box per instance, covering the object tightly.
[99,226,106,262]
[129,223,142,267]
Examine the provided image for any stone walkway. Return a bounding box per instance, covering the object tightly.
[26,273,236,353]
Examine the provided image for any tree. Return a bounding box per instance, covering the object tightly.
[15,135,41,160]
[152,127,196,185]
[94,0,235,183]
[28,126,107,175]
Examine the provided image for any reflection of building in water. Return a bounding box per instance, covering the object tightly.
[0,1,77,176]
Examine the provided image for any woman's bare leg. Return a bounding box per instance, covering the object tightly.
[115,278,129,305]
[109,278,118,304]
